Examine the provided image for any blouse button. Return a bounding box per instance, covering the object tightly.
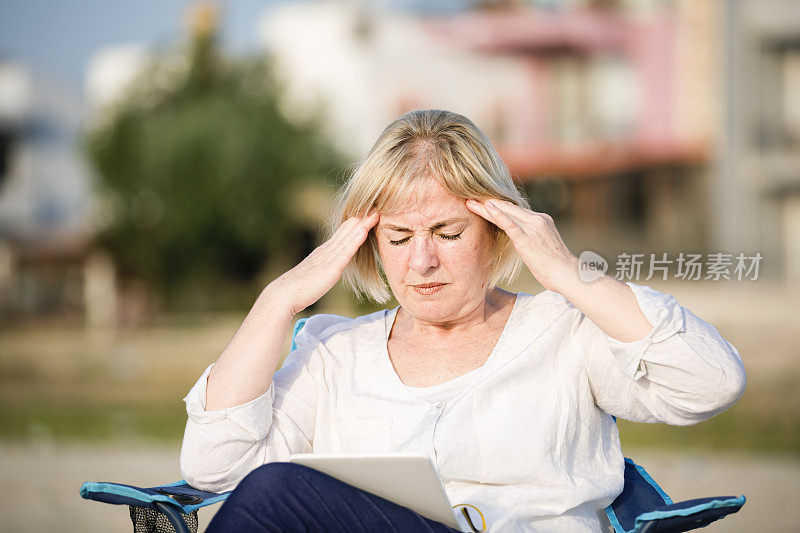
[433,402,444,410]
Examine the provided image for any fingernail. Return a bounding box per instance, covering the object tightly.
[486,200,498,209]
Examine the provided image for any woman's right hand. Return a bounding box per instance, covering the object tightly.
[269,212,380,316]
[205,212,379,410]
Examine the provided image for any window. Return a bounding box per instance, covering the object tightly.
[758,41,800,150]
[0,130,13,188]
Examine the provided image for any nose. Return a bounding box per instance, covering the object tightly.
[408,235,439,274]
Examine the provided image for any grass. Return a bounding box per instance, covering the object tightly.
[1,314,799,455]
[618,381,800,454]
[0,401,186,443]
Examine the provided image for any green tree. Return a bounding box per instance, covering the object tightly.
[85,23,341,309]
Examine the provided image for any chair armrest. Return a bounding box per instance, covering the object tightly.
[79,479,231,514]
[605,458,746,533]
[634,495,746,533]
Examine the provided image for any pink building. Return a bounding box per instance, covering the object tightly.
[425,7,705,180]
[261,1,716,255]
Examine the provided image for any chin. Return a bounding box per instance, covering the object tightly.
[401,293,461,321]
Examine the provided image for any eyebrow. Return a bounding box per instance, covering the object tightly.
[381,217,469,233]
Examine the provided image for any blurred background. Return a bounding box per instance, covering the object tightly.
[1,0,798,531]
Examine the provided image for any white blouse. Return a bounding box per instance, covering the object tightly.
[179,282,746,532]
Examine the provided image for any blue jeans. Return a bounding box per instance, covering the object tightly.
[206,462,463,532]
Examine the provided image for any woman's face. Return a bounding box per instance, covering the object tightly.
[375,178,494,324]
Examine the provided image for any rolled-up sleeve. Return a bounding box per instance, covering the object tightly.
[179,316,329,493]
[577,282,747,425]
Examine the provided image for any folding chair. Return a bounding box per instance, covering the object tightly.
[80,318,745,533]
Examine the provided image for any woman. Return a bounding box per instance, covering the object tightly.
[180,110,746,532]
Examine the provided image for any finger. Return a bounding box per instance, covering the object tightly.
[485,201,526,238]
[315,230,363,269]
[466,199,519,234]
[465,199,495,223]
[346,212,379,245]
[341,211,379,234]
[467,198,526,227]
[334,215,367,240]
[354,211,380,244]
[491,201,556,233]
[360,211,380,231]
[486,198,539,220]
[321,212,378,262]
[336,216,361,233]
[332,212,376,252]
[313,221,358,259]
[337,223,372,263]
[476,199,524,228]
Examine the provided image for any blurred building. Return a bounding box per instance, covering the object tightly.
[0,59,93,318]
[85,44,151,120]
[258,0,716,264]
[716,0,800,280]
[2,0,798,326]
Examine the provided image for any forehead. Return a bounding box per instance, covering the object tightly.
[379,178,467,225]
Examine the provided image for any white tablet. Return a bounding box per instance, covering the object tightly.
[289,453,461,529]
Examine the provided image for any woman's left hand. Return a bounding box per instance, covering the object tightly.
[466,198,578,292]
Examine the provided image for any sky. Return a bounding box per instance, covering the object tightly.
[0,0,472,98]
[0,0,277,95]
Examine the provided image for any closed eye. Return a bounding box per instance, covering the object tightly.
[388,232,462,246]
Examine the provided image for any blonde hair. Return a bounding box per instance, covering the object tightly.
[330,109,530,303]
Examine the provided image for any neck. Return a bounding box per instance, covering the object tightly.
[395,288,513,340]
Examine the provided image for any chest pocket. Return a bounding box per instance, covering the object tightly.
[334,416,392,453]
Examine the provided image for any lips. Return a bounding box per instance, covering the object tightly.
[411,283,447,295]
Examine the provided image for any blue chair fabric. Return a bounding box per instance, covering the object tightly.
[79,480,230,515]
[80,480,230,533]
[604,458,745,533]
